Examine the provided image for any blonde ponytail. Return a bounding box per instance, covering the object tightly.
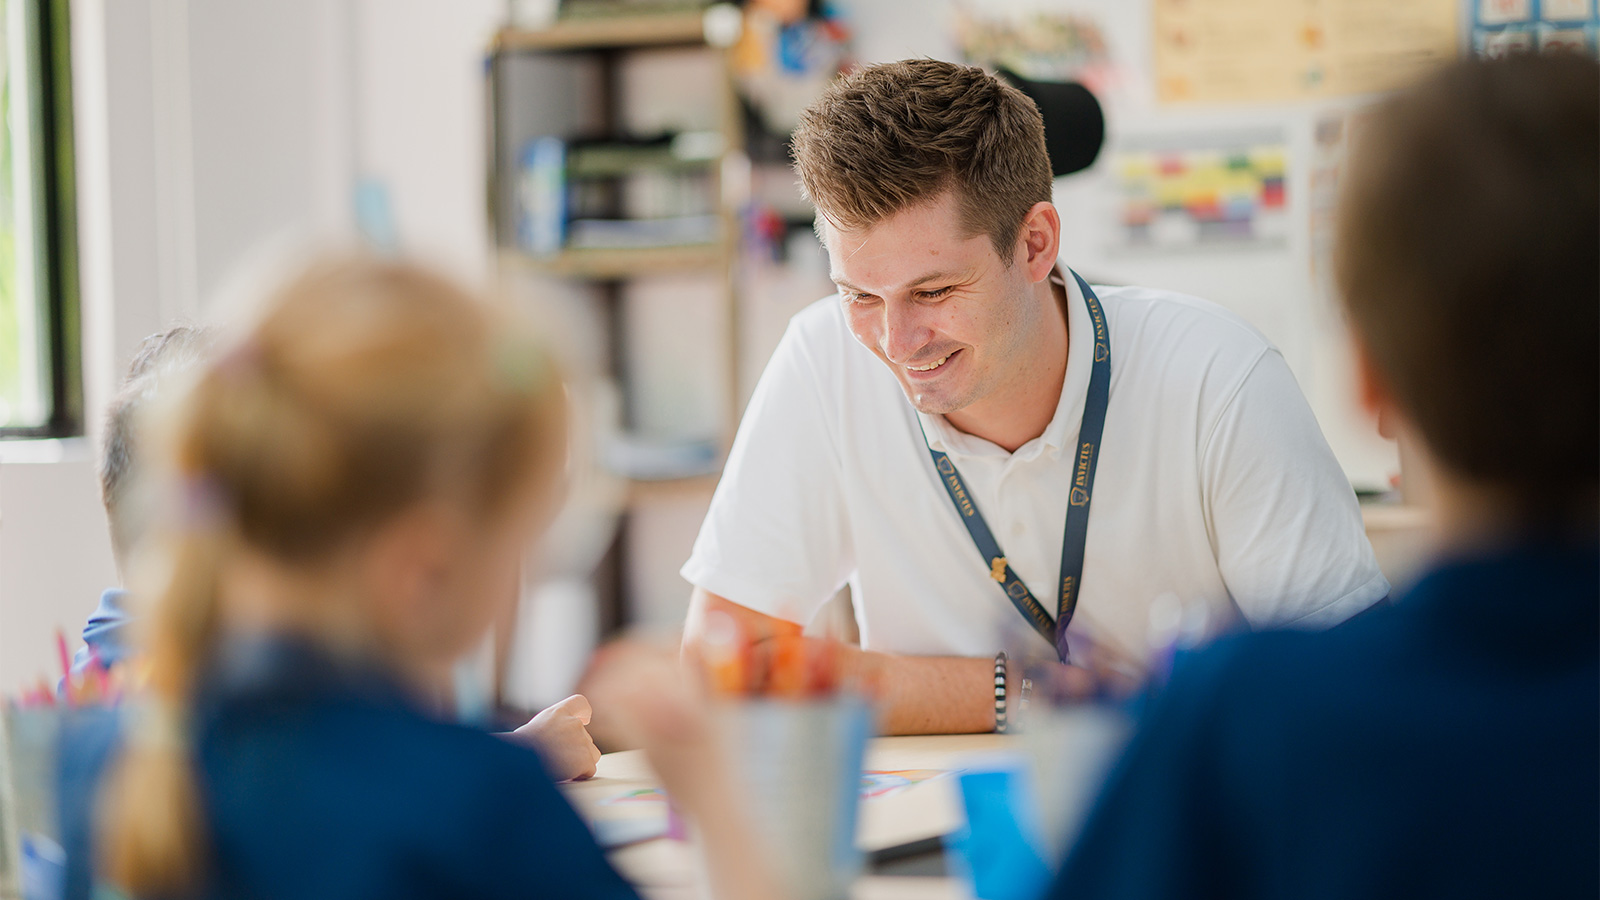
[91,254,568,895]
[98,504,231,895]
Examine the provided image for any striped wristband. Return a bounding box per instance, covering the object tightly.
[993,651,1009,734]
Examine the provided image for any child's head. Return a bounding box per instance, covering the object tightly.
[1336,53,1598,528]
[102,255,567,893]
[151,256,567,670]
[101,325,214,573]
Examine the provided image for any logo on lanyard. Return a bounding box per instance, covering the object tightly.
[918,269,1111,663]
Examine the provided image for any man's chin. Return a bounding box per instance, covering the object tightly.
[899,383,967,416]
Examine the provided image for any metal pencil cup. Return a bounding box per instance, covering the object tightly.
[716,697,872,900]
[1017,705,1132,855]
[1,707,64,900]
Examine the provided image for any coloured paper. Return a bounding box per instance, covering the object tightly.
[1154,0,1460,104]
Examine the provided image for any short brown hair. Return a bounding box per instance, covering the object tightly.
[101,325,214,561]
[791,59,1054,260]
[1336,54,1598,518]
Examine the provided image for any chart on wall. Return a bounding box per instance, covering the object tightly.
[1472,0,1600,57]
[1153,0,1460,104]
[1109,131,1287,255]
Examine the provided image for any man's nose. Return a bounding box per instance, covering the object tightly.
[882,298,933,364]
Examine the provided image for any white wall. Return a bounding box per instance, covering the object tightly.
[350,0,502,282]
[1,0,512,692]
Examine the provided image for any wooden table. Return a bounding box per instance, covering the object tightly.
[561,734,1023,899]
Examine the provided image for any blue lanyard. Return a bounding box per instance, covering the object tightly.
[919,270,1110,663]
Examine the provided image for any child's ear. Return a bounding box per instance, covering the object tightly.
[1351,337,1401,441]
[364,503,458,626]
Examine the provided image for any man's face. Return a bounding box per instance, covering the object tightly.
[825,191,1036,416]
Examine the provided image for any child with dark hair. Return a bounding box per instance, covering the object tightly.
[75,325,213,674]
[1048,52,1598,900]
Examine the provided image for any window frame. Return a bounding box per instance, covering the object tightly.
[0,0,80,440]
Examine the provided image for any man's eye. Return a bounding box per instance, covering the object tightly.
[919,287,953,299]
[843,292,879,305]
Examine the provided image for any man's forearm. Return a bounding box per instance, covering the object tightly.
[851,649,996,735]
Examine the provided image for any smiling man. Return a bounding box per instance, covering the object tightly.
[681,60,1388,733]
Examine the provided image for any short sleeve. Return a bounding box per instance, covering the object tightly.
[681,313,854,625]
[1200,350,1389,629]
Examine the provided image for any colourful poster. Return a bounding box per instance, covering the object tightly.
[1112,134,1288,253]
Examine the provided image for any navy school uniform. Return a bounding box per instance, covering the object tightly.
[59,636,640,900]
[1049,542,1599,900]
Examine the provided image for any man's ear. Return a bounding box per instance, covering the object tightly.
[1352,336,1402,441]
[1018,201,1062,284]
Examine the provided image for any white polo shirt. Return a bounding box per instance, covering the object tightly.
[682,270,1389,666]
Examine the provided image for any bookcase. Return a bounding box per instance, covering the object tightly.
[486,9,745,664]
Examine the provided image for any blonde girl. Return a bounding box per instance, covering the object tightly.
[87,256,781,900]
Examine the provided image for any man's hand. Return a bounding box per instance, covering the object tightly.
[684,588,995,733]
[683,587,1142,733]
[508,694,602,782]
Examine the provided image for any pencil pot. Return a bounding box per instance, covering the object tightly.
[1,707,63,900]
[716,697,872,900]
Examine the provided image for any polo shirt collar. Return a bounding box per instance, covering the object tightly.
[918,262,1096,463]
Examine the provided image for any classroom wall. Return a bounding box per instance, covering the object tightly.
[0,0,507,691]
[1,0,343,691]
[832,0,1399,490]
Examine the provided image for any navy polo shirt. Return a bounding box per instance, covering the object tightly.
[1049,541,1599,900]
[61,637,639,900]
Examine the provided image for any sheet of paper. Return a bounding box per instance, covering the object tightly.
[1154,0,1460,104]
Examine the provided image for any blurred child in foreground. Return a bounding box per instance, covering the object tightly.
[71,258,783,900]
[1048,52,1598,900]
[76,323,601,783]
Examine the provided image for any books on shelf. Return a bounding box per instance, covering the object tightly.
[517,137,568,255]
[516,132,724,256]
[567,215,720,250]
[566,131,723,177]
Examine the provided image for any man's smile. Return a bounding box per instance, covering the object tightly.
[903,348,962,381]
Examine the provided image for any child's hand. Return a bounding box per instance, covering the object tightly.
[588,642,791,900]
[509,694,602,782]
[586,643,718,800]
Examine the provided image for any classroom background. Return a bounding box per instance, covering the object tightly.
[1,0,1591,704]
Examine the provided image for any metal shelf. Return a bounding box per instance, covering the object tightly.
[504,243,727,280]
[494,12,708,53]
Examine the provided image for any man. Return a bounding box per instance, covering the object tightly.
[73,325,603,782]
[682,60,1388,733]
[1049,52,1597,898]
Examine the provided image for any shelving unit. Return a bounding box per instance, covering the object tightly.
[486,7,744,644]
[491,11,709,53]
[499,244,726,280]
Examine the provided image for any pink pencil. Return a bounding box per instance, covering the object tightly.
[56,629,71,680]
[56,629,74,705]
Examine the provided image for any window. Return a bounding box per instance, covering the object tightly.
[0,0,78,438]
